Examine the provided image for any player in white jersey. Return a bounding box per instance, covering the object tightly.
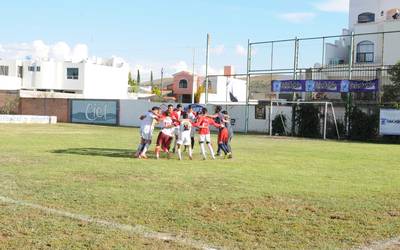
[176,113,193,160]
[172,104,183,153]
[135,106,160,159]
[186,105,197,150]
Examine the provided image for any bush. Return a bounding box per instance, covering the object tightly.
[194,85,205,103]
[327,120,345,139]
[272,114,287,136]
[0,97,19,115]
[295,104,321,138]
[349,107,379,141]
[152,86,162,97]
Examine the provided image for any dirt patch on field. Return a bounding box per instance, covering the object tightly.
[357,237,400,250]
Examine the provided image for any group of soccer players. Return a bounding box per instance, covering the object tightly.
[135,104,233,160]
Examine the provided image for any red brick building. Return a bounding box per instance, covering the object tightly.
[170,71,203,103]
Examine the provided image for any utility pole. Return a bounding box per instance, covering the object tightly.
[191,48,196,104]
[160,67,164,97]
[205,34,211,104]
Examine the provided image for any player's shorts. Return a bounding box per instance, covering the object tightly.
[140,126,153,141]
[177,131,191,146]
[156,132,173,152]
[199,134,211,143]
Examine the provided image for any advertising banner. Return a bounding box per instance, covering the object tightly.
[380,109,400,136]
[272,79,378,93]
[71,100,118,125]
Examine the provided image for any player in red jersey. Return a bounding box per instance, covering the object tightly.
[155,111,175,159]
[172,104,183,153]
[192,108,222,160]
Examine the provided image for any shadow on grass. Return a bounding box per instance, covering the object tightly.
[52,148,137,158]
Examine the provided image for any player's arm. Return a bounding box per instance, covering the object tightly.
[192,117,205,128]
[206,114,218,119]
[210,118,223,128]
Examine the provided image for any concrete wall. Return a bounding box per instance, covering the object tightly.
[118,100,313,133]
[19,98,70,122]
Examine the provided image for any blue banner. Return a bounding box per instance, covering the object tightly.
[71,100,118,125]
[272,79,378,93]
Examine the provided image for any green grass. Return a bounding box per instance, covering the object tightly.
[0,124,399,249]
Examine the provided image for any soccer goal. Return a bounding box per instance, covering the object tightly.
[268,100,341,140]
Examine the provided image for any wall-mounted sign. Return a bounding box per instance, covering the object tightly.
[380,109,400,136]
[272,79,378,93]
[71,100,119,125]
[255,105,266,120]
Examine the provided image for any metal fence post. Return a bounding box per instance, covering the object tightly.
[245,39,251,134]
[205,34,210,104]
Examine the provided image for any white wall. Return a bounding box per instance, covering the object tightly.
[118,100,347,134]
[119,100,156,127]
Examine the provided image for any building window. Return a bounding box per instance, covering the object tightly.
[28,66,35,72]
[0,66,9,76]
[36,66,41,72]
[179,79,188,88]
[67,68,79,80]
[18,66,23,78]
[358,12,375,23]
[356,41,374,63]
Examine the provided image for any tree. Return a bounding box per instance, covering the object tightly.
[136,70,141,85]
[194,84,205,103]
[128,72,138,93]
[150,71,154,88]
[382,61,400,103]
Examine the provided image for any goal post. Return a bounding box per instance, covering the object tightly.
[268,100,340,140]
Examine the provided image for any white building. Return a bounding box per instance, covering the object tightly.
[199,76,247,104]
[199,66,247,104]
[0,58,129,99]
[326,0,400,66]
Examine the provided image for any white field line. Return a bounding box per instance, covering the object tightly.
[0,195,222,250]
[356,237,400,250]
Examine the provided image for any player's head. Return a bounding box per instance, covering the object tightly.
[222,110,228,115]
[168,104,174,112]
[202,107,208,115]
[176,104,182,111]
[182,113,188,119]
[215,105,222,113]
[152,106,160,115]
[188,105,193,112]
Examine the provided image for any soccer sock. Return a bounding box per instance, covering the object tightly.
[188,147,193,159]
[155,147,160,159]
[142,143,150,155]
[172,136,177,153]
[207,143,215,159]
[136,143,144,156]
[200,143,206,159]
[191,137,195,149]
[177,146,182,160]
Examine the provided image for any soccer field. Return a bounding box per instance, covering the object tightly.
[0,124,399,249]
